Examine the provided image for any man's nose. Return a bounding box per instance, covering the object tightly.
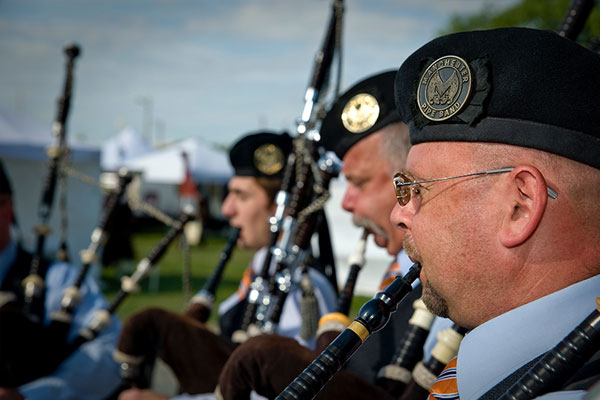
[221,195,234,218]
[341,188,355,213]
[389,201,415,232]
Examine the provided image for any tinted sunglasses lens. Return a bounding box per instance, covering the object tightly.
[393,172,411,206]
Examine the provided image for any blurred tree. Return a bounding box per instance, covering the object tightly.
[441,0,600,49]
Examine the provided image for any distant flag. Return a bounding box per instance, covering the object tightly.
[179,151,199,208]
[179,151,203,245]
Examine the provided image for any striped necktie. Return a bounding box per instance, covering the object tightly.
[379,260,402,291]
[236,265,255,300]
[427,356,459,400]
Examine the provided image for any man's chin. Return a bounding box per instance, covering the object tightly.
[237,237,252,251]
[373,236,400,256]
[421,283,450,319]
[373,234,388,250]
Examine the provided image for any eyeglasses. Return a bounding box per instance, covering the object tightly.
[393,167,559,206]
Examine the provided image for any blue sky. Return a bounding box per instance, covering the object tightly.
[0,0,517,149]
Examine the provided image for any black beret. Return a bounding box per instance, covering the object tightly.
[320,70,400,159]
[0,160,12,195]
[229,131,293,179]
[395,27,600,169]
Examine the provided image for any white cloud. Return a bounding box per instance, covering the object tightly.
[0,0,520,147]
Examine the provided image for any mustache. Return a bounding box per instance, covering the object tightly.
[352,216,387,239]
[402,234,421,262]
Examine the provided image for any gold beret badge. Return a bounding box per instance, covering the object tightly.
[341,93,380,133]
[253,144,284,176]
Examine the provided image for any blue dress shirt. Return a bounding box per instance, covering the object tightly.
[457,275,600,399]
[0,241,123,399]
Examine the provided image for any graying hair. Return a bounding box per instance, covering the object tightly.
[378,122,411,171]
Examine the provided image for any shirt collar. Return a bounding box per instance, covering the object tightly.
[457,275,600,399]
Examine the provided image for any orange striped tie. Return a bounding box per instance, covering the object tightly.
[427,356,459,400]
[236,266,256,300]
[379,260,402,291]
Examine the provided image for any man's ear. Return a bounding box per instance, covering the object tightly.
[499,165,549,248]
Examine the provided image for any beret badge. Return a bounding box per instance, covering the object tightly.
[341,93,380,133]
[417,55,472,122]
[253,143,285,176]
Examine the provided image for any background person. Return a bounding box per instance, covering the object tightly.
[0,160,122,400]
[117,131,338,400]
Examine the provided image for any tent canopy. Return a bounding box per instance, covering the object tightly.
[0,106,102,262]
[0,106,99,162]
[100,127,153,171]
[125,137,233,184]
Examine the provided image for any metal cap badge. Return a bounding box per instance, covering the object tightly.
[417,55,472,121]
[341,93,380,133]
[253,143,285,176]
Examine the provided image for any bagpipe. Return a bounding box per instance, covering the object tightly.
[0,43,83,388]
[0,43,194,385]
[185,227,241,323]
[0,178,194,388]
[396,323,467,400]
[374,298,436,397]
[70,206,194,351]
[276,263,422,399]
[114,227,241,394]
[496,298,600,400]
[112,153,342,394]
[46,169,134,347]
[215,289,465,400]
[214,265,429,400]
[557,0,600,54]
[113,0,346,395]
[236,150,341,340]
[233,148,297,338]
[314,229,368,352]
[215,231,409,400]
[232,0,345,344]
[489,4,600,396]
[114,208,362,397]
[557,0,594,40]
[271,2,600,398]
[311,242,449,398]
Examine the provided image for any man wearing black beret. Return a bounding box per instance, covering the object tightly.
[215,71,455,399]
[318,70,452,390]
[116,131,337,400]
[391,27,600,398]
[219,131,336,341]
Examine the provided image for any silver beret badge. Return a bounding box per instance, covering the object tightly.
[417,55,472,121]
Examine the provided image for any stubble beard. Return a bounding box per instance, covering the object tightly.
[422,282,449,319]
[402,235,450,318]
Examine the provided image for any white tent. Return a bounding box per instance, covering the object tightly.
[124,137,233,216]
[125,137,232,184]
[100,127,153,171]
[0,106,102,263]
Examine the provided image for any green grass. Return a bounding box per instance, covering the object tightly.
[101,229,371,328]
